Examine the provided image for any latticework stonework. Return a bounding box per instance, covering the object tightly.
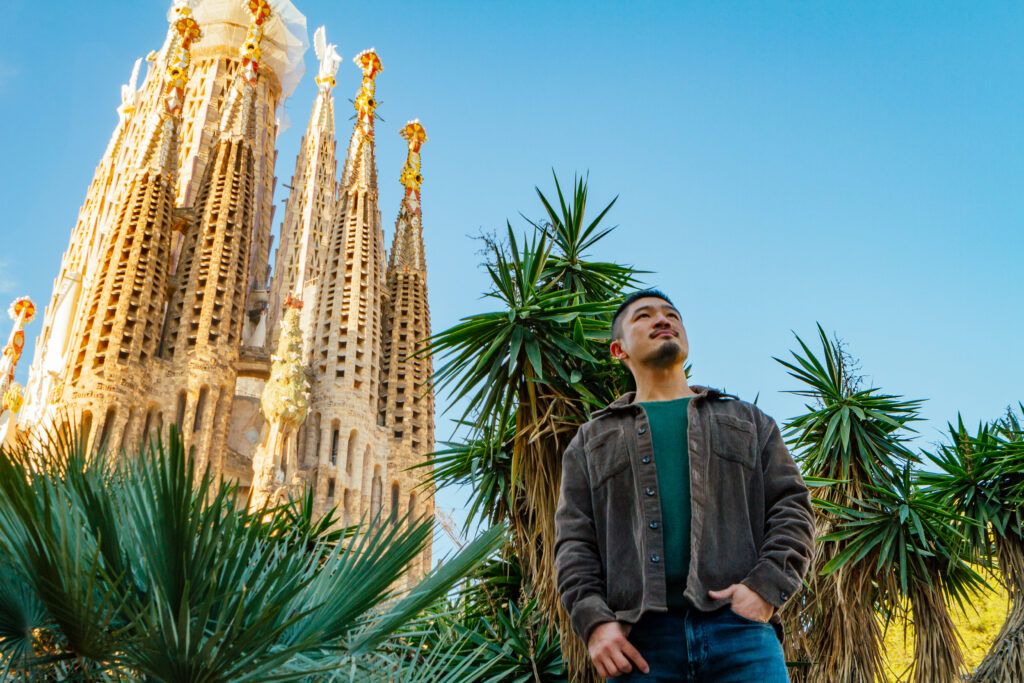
[20,2,435,585]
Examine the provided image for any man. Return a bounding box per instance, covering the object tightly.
[554,290,815,681]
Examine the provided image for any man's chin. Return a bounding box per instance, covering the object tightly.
[644,340,684,368]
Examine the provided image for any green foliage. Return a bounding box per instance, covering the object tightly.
[421,172,639,681]
[778,325,992,683]
[778,324,991,607]
[400,556,567,683]
[421,415,517,529]
[775,323,924,484]
[817,463,985,611]
[423,172,638,440]
[0,422,504,681]
[918,414,1024,558]
[777,324,973,605]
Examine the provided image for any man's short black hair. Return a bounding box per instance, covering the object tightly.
[611,289,677,340]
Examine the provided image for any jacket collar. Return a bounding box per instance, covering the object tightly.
[592,384,736,418]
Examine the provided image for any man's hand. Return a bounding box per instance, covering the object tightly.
[587,621,649,679]
[708,583,774,623]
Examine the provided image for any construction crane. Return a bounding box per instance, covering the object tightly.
[435,506,466,551]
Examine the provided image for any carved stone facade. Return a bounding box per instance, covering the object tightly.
[20,1,434,584]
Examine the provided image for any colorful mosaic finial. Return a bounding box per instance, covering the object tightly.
[391,121,427,271]
[313,26,342,90]
[164,4,202,116]
[240,0,272,86]
[2,383,23,414]
[353,49,382,139]
[0,297,36,402]
[399,120,427,194]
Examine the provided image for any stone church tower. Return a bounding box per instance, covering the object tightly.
[380,120,435,563]
[20,0,435,580]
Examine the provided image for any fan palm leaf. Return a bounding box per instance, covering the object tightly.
[0,420,504,680]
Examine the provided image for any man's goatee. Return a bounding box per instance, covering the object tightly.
[648,340,682,368]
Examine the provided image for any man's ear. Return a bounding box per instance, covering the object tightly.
[610,339,627,361]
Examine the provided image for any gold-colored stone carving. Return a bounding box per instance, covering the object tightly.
[353,49,383,139]
[399,120,427,193]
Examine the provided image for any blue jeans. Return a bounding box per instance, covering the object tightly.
[611,608,790,682]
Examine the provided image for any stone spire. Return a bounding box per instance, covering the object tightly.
[50,4,201,454]
[19,4,194,428]
[339,49,382,191]
[388,120,428,273]
[159,0,271,475]
[380,120,435,582]
[308,47,386,393]
[303,48,388,526]
[171,0,306,353]
[268,26,340,352]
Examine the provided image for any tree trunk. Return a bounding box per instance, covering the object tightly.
[512,381,601,682]
[784,492,888,683]
[908,577,965,683]
[972,533,1024,682]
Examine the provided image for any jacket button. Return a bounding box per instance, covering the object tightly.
[641,456,652,464]
[644,487,655,496]
[638,426,647,435]
[649,520,659,529]
[651,554,661,563]
[781,591,789,601]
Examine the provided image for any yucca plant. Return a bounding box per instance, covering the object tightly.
[774,325,925,683]
[424,173,638,681]
[455,598,566,683]
[424,414,517,530]
[818,461,986,683]
[919,409,1024,682]
[0,420,504,681]
[399,552,566,683]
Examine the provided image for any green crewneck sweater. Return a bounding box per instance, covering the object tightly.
[637,396,693,610]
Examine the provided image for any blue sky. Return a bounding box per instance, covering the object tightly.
[2,1,1022,547]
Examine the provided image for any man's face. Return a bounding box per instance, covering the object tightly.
[610,297,689,371]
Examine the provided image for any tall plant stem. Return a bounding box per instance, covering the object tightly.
[909,577,966,683]
[788,485,889,683]
[511,377,600,682]
[973,533,1024,682]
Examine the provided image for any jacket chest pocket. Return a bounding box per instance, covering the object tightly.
[712,415,757,469]
[586,429,631,487]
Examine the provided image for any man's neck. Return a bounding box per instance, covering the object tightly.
[633,365,696,403]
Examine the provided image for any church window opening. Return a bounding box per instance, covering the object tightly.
[98,406,117,450]
[370,471,382,518]
[175,391,187,429]
[194,386,208,432]
[346,430,357,473]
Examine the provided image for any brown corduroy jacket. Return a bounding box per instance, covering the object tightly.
[553,385,815,644]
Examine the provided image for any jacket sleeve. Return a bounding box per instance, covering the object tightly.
[740,412,815,609]
[554,431,616,643]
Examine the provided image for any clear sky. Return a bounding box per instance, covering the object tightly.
[1,1,1022,548]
